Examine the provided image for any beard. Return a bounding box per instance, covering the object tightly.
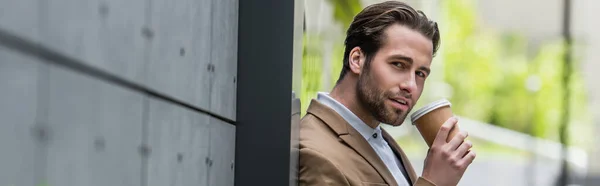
[356,70,412,126]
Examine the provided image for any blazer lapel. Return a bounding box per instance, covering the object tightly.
[307,100,398,186]
[382,129,418,184]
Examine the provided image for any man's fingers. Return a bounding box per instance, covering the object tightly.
[453,140,472,158]
[433,117,458,146]
[448,131,468,150]
[458,150,477,168]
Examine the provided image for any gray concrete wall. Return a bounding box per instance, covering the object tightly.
[0,0,237,185]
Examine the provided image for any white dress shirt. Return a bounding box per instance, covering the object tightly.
[317,92,410,186]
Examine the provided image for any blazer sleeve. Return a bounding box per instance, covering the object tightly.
[414,177,436,186]
[299,148,351,186]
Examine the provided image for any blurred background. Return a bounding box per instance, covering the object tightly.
[301,0,599,185]
[2,0,599,185]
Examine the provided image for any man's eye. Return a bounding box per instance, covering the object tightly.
[416,71,427,78]
[392,62,405,68]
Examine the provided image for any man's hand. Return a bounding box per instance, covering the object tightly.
[421,117,476,186]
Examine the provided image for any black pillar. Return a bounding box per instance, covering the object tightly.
[235,0,295,186]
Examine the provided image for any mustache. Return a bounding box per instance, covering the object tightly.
[385,91,411,99]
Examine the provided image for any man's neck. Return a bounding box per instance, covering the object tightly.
[330,80,380,129]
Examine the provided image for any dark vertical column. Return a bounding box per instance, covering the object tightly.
[557,0,572,185]
[235,0,295,185]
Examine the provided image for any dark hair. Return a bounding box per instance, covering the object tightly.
[337,1,440,83]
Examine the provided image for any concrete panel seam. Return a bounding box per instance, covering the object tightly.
[0,27,235,125]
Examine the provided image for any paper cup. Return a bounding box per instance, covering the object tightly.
[410,99,459,147]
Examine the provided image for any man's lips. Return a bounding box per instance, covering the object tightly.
[391,96,411,107]
[388,97,410,111]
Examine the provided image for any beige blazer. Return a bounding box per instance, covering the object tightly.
[299,100,435,186]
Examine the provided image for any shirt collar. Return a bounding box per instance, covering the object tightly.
[317,92,380,141]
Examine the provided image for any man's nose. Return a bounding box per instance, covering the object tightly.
[400,73,417,94]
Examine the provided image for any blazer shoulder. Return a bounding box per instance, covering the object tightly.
[299,113,330,136]
[299,113,338,146]
[300,113,321,127]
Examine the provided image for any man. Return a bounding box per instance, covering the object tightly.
[298,1,476,186]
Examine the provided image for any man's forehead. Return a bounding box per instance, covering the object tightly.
[380,24,434,63]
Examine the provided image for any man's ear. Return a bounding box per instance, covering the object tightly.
[348,47,365,75]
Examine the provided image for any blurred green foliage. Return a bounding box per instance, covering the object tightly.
[301,35,323,115]
[327,0,363,28]
[301,0,591,147]
[441,0,591,147]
